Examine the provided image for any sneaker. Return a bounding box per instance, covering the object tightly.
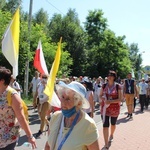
[129,114,133,119]
[109,136,113,142]
[101,146,109,150]
[35,130,42,138]
[126,113,130,118]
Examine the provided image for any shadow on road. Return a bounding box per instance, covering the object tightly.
[17,135,27,146]
[116,116,132,124]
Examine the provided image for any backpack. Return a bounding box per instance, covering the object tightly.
[7,87,29,123]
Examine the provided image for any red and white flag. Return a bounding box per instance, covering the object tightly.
[34,40,48,75]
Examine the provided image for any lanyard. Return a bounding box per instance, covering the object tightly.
[127,79,132,93]
[127,79,131,86]
[57,111,80,150]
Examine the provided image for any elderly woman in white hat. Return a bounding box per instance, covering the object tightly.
[44,81,100,150]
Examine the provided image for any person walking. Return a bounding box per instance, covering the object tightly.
[100,71,122,150]
[120,79,125,106]
[29,71,41,108]
[93,77,103,107]
[34,74,50,138]
[44,81,100,150]
[138,78,148,112]
[10,76,22,97]
[82,77,95,118]
[0,67,36,150]
[123,72,138,118]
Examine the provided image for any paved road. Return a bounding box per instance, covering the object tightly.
[15,102,128,150]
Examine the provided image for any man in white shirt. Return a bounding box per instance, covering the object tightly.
[29,71,41,107]
[138,78,148,112]
[10,77,22,97]
[93,76,103,107]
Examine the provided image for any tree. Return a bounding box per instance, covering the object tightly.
[84,9,108,77]
[0,10,12,70]
[128,43,142,78]
[84,10,131,78]
[84,9,108,47]
[48,9,86,76]
[2,0,21,13]
[18,21,72,85]
[0,0,6,10]
[33,8,49,30]
[0,8,72,87]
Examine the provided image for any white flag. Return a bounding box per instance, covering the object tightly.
[2,8,20,78]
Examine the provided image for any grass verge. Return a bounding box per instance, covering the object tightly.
[22,95,32,106]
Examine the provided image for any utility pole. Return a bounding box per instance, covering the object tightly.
[24,0,33,97]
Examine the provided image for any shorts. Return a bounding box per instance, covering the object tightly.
[125,94,134,105]
[101,115,118,127]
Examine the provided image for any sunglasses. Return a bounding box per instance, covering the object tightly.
[42,77,47,79]
[108,73,115,77]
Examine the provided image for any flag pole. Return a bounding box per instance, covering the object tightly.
[24,0,33,97]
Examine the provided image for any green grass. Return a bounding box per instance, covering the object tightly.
[22,95,33,106]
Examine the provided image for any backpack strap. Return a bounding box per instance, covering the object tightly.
[116,83,119,92]
[7,87,29,123]
[102,83,107,90]
[7,87,15,106]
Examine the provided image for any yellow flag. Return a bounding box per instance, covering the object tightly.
[2,8,20,78]
[44,37,62,102]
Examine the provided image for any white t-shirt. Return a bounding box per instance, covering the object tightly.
[84,91,93,113]
[12,81,21,97]
[37,84,48,104]
[139,82,148,95]
[31,77,41,92]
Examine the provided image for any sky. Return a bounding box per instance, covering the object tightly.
[22,0,150,66]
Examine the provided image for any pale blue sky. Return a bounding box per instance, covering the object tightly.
[22,0,150,66]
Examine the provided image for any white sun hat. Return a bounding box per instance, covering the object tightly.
[58,81,90,109]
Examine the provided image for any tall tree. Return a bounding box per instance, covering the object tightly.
[84,9,108,47]
[128,43,142,78]
[0,10,12,69]
[2,0,21,13]
[33,8,49,26]
[0,0,6,10]
[84,10,131,78]
[48,9,86,76]
[0,8,72,86]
